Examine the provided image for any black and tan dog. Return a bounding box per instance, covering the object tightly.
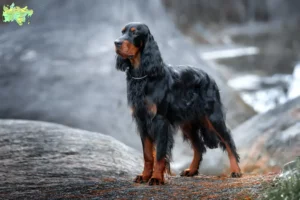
[114,22,241,185]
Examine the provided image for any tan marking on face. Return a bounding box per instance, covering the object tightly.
[130,27,136,32]
[118,40,140,58]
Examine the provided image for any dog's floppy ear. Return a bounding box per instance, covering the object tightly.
[115,55,130,71]
[140,32,164,77]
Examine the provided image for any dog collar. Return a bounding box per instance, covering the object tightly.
[126,67,148,80]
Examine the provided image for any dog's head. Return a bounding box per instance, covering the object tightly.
[114,22,163,75]
[114,22,148,60]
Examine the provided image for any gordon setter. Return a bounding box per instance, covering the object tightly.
[114,22,241,185]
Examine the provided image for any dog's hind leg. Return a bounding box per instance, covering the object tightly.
[148,115,174,185]
[201,115,242,178]
[180,123,205,177]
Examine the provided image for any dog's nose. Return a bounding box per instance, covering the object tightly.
[114,40,123,48]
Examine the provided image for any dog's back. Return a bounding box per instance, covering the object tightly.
[164,65,223,124]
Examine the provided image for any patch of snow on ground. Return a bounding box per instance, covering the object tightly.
[228,64,300,113]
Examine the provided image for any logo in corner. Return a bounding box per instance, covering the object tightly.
[2,2,33,26]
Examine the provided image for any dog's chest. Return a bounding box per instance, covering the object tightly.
[127,80,146,105]
[126,79,159,118]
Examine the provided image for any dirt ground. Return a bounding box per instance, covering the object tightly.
[45,173,277,200]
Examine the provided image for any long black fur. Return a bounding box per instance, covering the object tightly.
[115,22,240,166]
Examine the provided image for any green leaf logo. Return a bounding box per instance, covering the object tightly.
[2,2,34,26]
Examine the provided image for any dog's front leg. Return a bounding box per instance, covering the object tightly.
[148,115,174,185]
[134,136,154,183]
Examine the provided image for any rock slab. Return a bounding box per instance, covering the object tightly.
[0,120,143,199]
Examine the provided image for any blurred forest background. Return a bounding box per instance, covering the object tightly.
[0,0,300,174]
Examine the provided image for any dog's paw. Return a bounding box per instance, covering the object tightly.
[148,177,164,185]
[180,169,199,177]
[230,172,242,178]
[134,175,149,183]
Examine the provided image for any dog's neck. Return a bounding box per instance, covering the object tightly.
[126,52,148,80]
[129,52,140,69]
[126,66,148,80]
[126,52,165,79]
